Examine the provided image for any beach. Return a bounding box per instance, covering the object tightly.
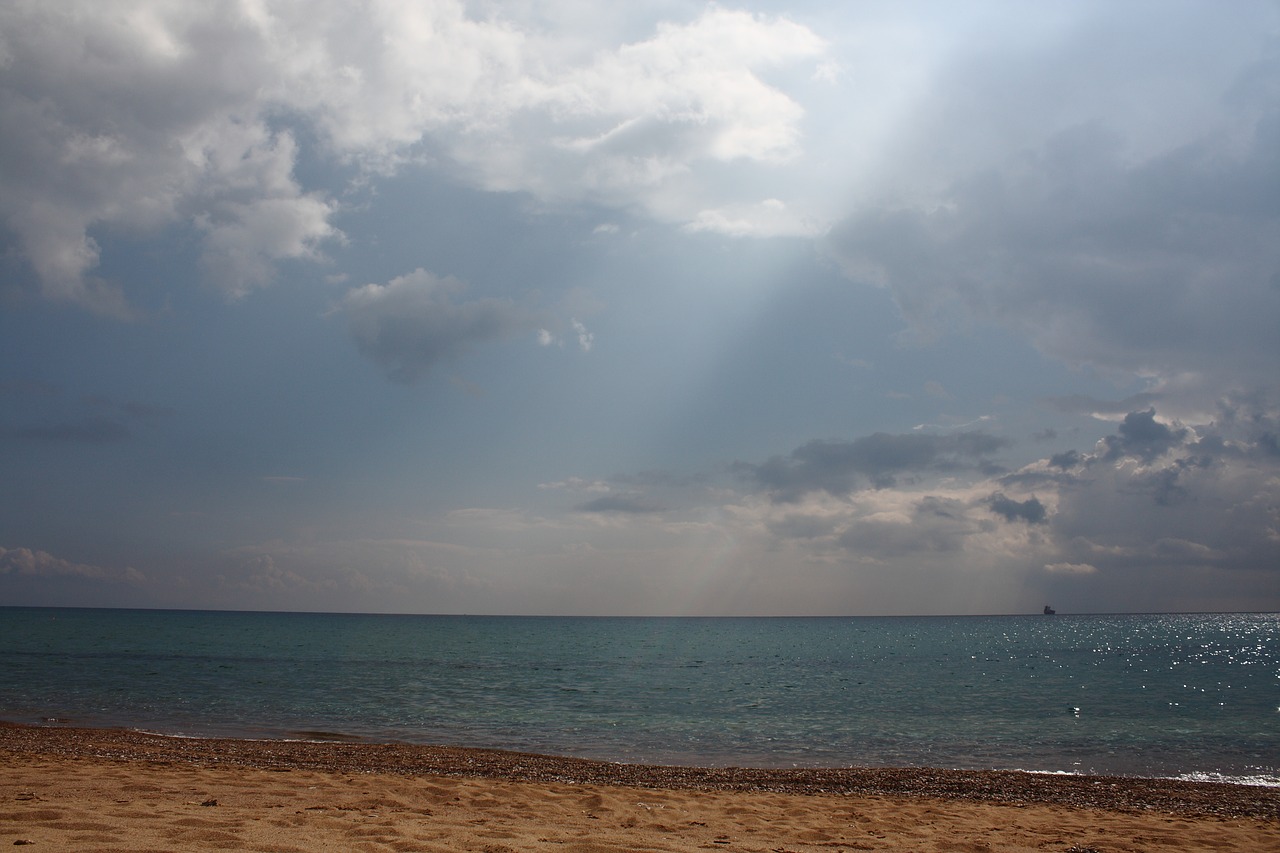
[1,723,1276,852]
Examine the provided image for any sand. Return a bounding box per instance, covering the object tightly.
[1,723,1276,852]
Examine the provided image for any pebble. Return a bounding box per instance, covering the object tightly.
[1,721,1275,821]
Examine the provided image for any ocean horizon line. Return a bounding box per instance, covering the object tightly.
[5,604,1277,619]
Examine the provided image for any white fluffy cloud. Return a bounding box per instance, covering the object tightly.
[188,123,340,296]
[0,1,827,313]
[1044,562,1097,576]
[535,9,821,162]
[684,198,821,238]
[0,2,341,311]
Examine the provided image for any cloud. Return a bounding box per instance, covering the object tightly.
[534,318,595,352]
[765,512,841,541]
[196,186,339,298]
[229,554,319,597]
[539,477,611,493]
[0,2,826,313]
[222,395,1278,614]
[1099,409,1188,463]
[1000,402,1280,597]
[574,493,665,514]
[837,495,990,557]
[544,474,674,516]
[726,482,1050,584]
[339,268,533,382]
[0,4,341,312]
[1044,393,1162,418]
[720,399,1278,609]
[521,9,825,179]
[684,198,821,238]
[986,492,1047,524]
[0,545,143,582]
[825,12,1280,411]
[740,430,1011,500]
[1044,562,1097,576]
[571,318,594,352]
[1048,450,1082,470]
[830,119,1280,402]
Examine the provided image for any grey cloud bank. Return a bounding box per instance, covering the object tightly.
[1,1,1277,615]
[741,431,1010,499]
[827,88,1280,412]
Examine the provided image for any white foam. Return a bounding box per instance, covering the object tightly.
[1175,771,1280,788]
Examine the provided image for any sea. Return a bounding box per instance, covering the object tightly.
[1,608,1276,785]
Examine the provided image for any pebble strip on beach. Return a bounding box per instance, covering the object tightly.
[2,722,1275,821]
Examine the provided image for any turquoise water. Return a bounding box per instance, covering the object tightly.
[1,608,1276,783]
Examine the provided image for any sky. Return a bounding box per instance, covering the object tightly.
[1,0,1278,616]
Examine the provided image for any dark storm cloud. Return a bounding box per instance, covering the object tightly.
[1049,449,1082,470]
[1210,395,1280,459]
[1008,402,1280,599]
[741,430,1011,501]
[1038,405,1269,481]
[340,268,536,383]
[1045,428,1279,577]
[1100,409,1188,463]
[986,492,1047,524]
[1142,467,1190,507]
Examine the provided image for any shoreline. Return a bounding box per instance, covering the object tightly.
[2,721,1276,820]
[4,722,1277,852]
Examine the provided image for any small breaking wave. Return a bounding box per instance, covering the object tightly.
[1175,771,1280,788]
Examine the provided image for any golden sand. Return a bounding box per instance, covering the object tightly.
[1,723,1276,851]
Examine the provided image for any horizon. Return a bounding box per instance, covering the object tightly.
[2,1,1278,617]
[5,604,1276,620]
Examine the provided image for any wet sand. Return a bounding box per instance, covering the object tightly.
[1,722,1276,851]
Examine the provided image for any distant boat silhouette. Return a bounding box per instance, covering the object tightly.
[1043,605,1056,615]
